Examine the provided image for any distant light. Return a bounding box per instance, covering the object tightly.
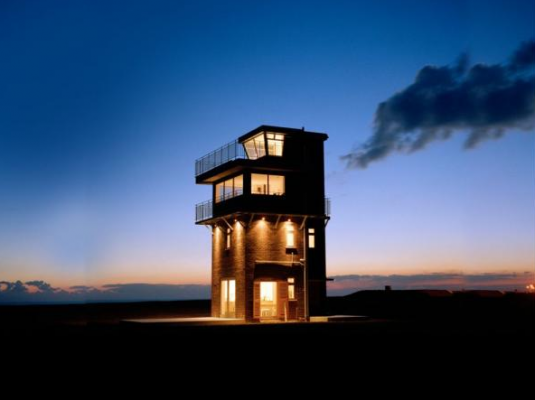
[287,218,291,222]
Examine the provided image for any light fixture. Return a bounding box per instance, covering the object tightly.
[262,217,266,221]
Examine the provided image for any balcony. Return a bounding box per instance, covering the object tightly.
[195,199,213,223]
[195,196,331,223]
[195,140,245,177]
[325,197,331,216]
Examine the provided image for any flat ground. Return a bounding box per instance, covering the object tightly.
[0,292,533,340]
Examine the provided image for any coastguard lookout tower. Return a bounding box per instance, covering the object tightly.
[195,126,330,322]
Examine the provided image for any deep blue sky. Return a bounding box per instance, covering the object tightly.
[0,0,534,294]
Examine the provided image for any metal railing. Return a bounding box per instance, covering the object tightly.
[195,140,246,177]
[214,188,243,203]
[195,199,213,222]
[196,196,331,223]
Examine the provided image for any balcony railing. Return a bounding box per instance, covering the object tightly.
[214,188,243,204]
[195,199,213,222]
[195,140,246,177]
[196,196,331,223]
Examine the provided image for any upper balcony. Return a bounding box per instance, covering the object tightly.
[195,139,245,177]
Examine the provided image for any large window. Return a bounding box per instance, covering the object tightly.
[215,175,243,203]
[221,279,236,318]
[286,223,295,248]
[251,173,285,195]
[243,132,284,159]
[243,133,266,160]
[266,132,284,156]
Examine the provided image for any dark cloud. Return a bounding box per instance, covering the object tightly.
[0,280,28,294]
[25,280,60,293]
[0,280,210,304]
[327,272,534,296]
[342,40,535,168]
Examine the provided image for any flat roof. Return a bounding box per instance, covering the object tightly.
[238,125,328,143]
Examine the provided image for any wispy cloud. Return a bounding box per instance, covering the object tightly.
[342,40,535,168]
[0,280,210,304]
[327,272,535,296]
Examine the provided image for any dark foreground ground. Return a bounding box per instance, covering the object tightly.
[0,291,533,339]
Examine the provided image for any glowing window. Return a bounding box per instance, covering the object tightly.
[233,175,243,197]
[268,175,284,195]
[215,182,224,202]
[221,279,236,317]
[308,228,315,249]
[243,133,266,160]
[266,132,284,156]
[215,175,243,203]
[286,223,295,248]
[251,173,268,195]
[288,277,295,300]
[225,228,231,249]
[251,174,285,195]
[260,282,276,302]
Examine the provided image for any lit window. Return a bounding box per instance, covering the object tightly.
[244,132,284,159]
[286,223,295,248]
[215,182,224,202]
[243,133,266,160]
[251,173,268,195]
[215,175,243,203]
[260,281,276,302]
[268,175,284,195]
[233,175,243,197]
[226,228,231,249]
[288,278,295,300]
[308,228,315,249]
[221,279,236,317]
[251,173,285,195]
[266,132,284,156]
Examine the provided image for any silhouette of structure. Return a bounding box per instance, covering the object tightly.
[195,126,330,321]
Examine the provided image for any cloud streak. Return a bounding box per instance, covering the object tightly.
[342,40,535,168]
[0,281,210,304]
[327,271,535,296]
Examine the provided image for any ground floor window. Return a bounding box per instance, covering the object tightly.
[260,281,277,318]
[221,279,236,317]
[288,278,295,300]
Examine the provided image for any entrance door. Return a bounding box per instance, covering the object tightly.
[260,282,277,319]
[221,279,236,318]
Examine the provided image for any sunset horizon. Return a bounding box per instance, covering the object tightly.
[1,0,534,309]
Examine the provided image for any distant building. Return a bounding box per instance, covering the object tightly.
[195,126,330,322]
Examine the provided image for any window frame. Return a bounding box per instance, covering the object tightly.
[225,228,231,250]
[286,223,295,248]
[214,174,244,203]
[243,132,285,159]
[308,228,315,249]
[288,277,296,301]
[250,173,285,196]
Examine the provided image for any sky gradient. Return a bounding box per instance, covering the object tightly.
[0,0,534,302]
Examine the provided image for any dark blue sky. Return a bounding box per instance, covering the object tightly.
[0,0,534,294]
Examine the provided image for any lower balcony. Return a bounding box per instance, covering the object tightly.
[195,197,331,224]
